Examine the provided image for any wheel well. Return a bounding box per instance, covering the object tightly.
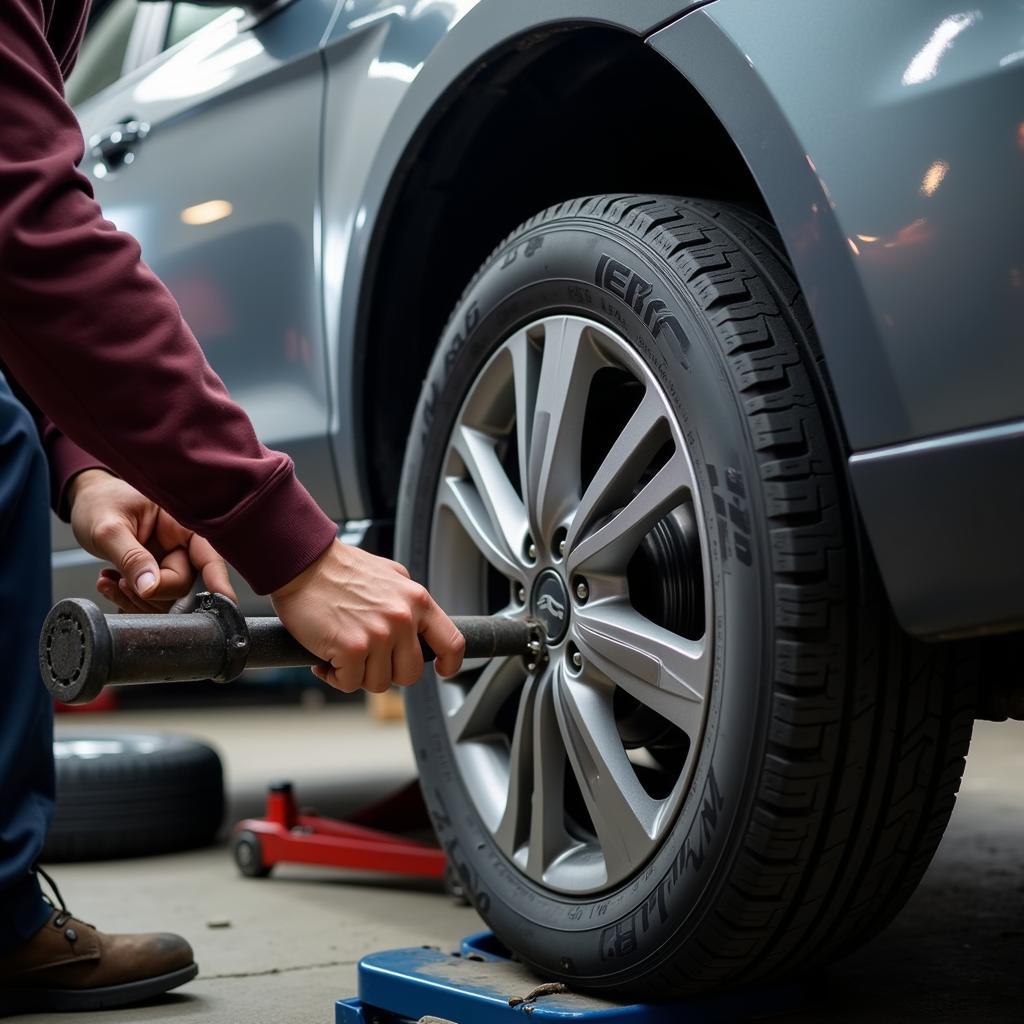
[360,25,766,522]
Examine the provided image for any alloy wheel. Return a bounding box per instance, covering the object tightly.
[428,315,712,894]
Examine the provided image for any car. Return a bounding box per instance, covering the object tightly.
[54,0,1023,997]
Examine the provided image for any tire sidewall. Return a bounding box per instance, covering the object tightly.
[397,214,770,987]
[47,731,224,862]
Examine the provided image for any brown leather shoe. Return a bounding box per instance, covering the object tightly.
[0,908,197,1014]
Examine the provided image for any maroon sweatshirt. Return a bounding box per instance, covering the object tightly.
[0,0,337,594]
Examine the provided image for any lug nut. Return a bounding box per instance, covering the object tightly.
[515,584,526,604]
[552,527,567,560]
[566,642,583,673]
[524,536,537,562]
[574,578,589,603]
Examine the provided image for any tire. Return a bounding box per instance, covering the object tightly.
[395,194,975,995]
[44,732,224,862]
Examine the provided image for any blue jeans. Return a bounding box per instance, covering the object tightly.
[0,373,54,952]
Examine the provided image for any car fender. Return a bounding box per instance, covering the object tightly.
[319,0,704,517]
[649,0,1024,452]
[651,1,1024,637]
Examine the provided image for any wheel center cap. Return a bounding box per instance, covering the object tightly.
[532,570,570,644]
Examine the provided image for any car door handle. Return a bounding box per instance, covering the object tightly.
[88,119,150,178]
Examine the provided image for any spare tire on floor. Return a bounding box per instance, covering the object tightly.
[44,732,224,862]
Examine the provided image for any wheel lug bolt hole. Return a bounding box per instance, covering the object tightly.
[572,577,589,603]
[524,536,538,563]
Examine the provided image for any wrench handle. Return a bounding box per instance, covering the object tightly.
[39,594,538,705]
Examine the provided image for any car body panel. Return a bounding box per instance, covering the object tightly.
[71,0,341,519]
[651,0,1024,452]
[649,0,1024,635]
[850,420,1024,637]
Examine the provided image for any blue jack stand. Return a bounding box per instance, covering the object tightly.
[337,933,802,1023]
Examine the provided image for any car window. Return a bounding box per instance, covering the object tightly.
[166,4,235,50]
[64,0,138,107]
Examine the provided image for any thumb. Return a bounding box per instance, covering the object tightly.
[95,519,160,598]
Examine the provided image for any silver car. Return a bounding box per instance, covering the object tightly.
[57,0,1023,996]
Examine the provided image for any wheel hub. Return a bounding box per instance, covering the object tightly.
[531,570,570,644]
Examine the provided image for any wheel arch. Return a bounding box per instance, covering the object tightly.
[353,22,780,528]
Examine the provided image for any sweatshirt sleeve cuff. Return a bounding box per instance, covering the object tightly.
[202,467,338,595]
[48,433,111,520]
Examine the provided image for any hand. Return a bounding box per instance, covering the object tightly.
[271,540,465,694]
[69,469,236,612]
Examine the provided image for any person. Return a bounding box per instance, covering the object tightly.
[0,0,464,1013]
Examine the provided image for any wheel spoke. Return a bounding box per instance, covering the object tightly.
[492,674,536,861]
[452,425,529,566]
[566,449,692,576]
[437,475,524,581]
[447,656,526,743]
[572,600,707,735]
[566,388,668,553]
[506,328,538,505]
[553,674,660,882]
[526,317,604,541]
[526,671,572,879]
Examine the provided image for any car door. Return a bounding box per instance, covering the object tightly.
[54,0,342,606]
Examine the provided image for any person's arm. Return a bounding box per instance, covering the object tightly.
[0,0,334,595]
[0,0,464,685]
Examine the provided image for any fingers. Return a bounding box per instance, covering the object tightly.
[155,511,236,602]
[416,591,466,679]
[325,634,369,694]
[91,517,161,599]
[190,535,237,602]
[73,480,227,609]
[391,628,425,686]
[96,568,164,613]
[117,577,166,612]
[97,571,140,613]
[362,640,393,694]
[274,544,461,696]
[97,550,193,614]
[153,547,194,600]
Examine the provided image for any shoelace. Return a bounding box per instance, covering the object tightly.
[35,864,74,929]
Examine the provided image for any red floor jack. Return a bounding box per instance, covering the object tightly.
[39,592,542,893]
[231,779,455,892]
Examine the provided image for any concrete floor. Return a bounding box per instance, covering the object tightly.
[16,708,1023,1023]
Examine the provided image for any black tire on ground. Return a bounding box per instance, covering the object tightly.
[395,194,976,996]
[233,829,272,878]
[44,732,224,862]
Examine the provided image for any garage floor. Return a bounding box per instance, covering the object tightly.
[15,707,1023,1023]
